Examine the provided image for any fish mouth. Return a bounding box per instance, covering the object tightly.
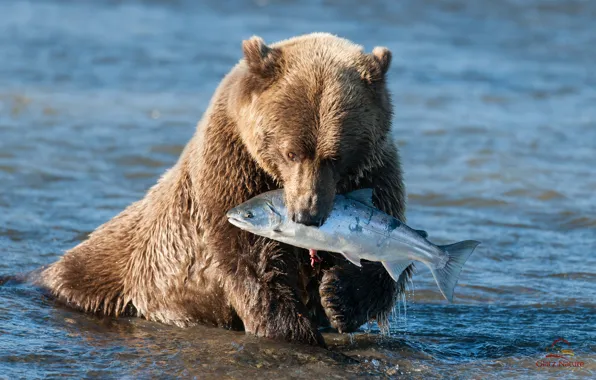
[227,214,251,229]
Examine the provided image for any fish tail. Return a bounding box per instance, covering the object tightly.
[430,240,480,302]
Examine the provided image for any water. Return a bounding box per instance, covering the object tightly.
[1,0,595,378]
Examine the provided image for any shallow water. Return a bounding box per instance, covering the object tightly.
[1,0,595,378]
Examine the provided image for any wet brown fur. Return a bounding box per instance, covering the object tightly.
[37,33,412,346]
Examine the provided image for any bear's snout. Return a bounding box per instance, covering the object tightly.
[288,190,334,227]
[291,194,325,226]
[293,210,324,226]
[284,161,336,227]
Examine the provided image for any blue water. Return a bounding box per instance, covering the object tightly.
[1,0,595,378]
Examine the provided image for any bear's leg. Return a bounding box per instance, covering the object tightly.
[319,261,412,333]
[226,239,326,346]
[235,282,326,346]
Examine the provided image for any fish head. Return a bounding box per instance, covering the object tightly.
[227,195,285,235]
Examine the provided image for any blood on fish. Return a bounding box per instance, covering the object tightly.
[309,249,322,267]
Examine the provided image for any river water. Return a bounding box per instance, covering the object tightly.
[0,0,595,378]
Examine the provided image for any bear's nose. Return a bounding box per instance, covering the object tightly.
[293,211,325,227]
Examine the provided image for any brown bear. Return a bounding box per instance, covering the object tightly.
[37,33,411,346]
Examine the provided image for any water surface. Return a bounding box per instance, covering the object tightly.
[1,0,595,378]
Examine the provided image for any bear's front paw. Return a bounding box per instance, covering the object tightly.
[319,266,367,333]
[319,262,401,334]
[246,307,326,347]
[285,313,327,347]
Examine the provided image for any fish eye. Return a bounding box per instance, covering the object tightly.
[244,211,254,219]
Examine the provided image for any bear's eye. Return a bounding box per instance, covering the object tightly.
[287,152,299,162]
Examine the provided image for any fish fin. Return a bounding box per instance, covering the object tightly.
[414,229,428,239]
[341,251,362,267]
[345,188,375,208]
[430,240,481,302]
[382,260,413,282]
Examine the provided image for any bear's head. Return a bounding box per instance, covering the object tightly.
[235,33,393,226]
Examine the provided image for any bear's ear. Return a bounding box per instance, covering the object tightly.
[242,36,282,78]
[369,46,392,80]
